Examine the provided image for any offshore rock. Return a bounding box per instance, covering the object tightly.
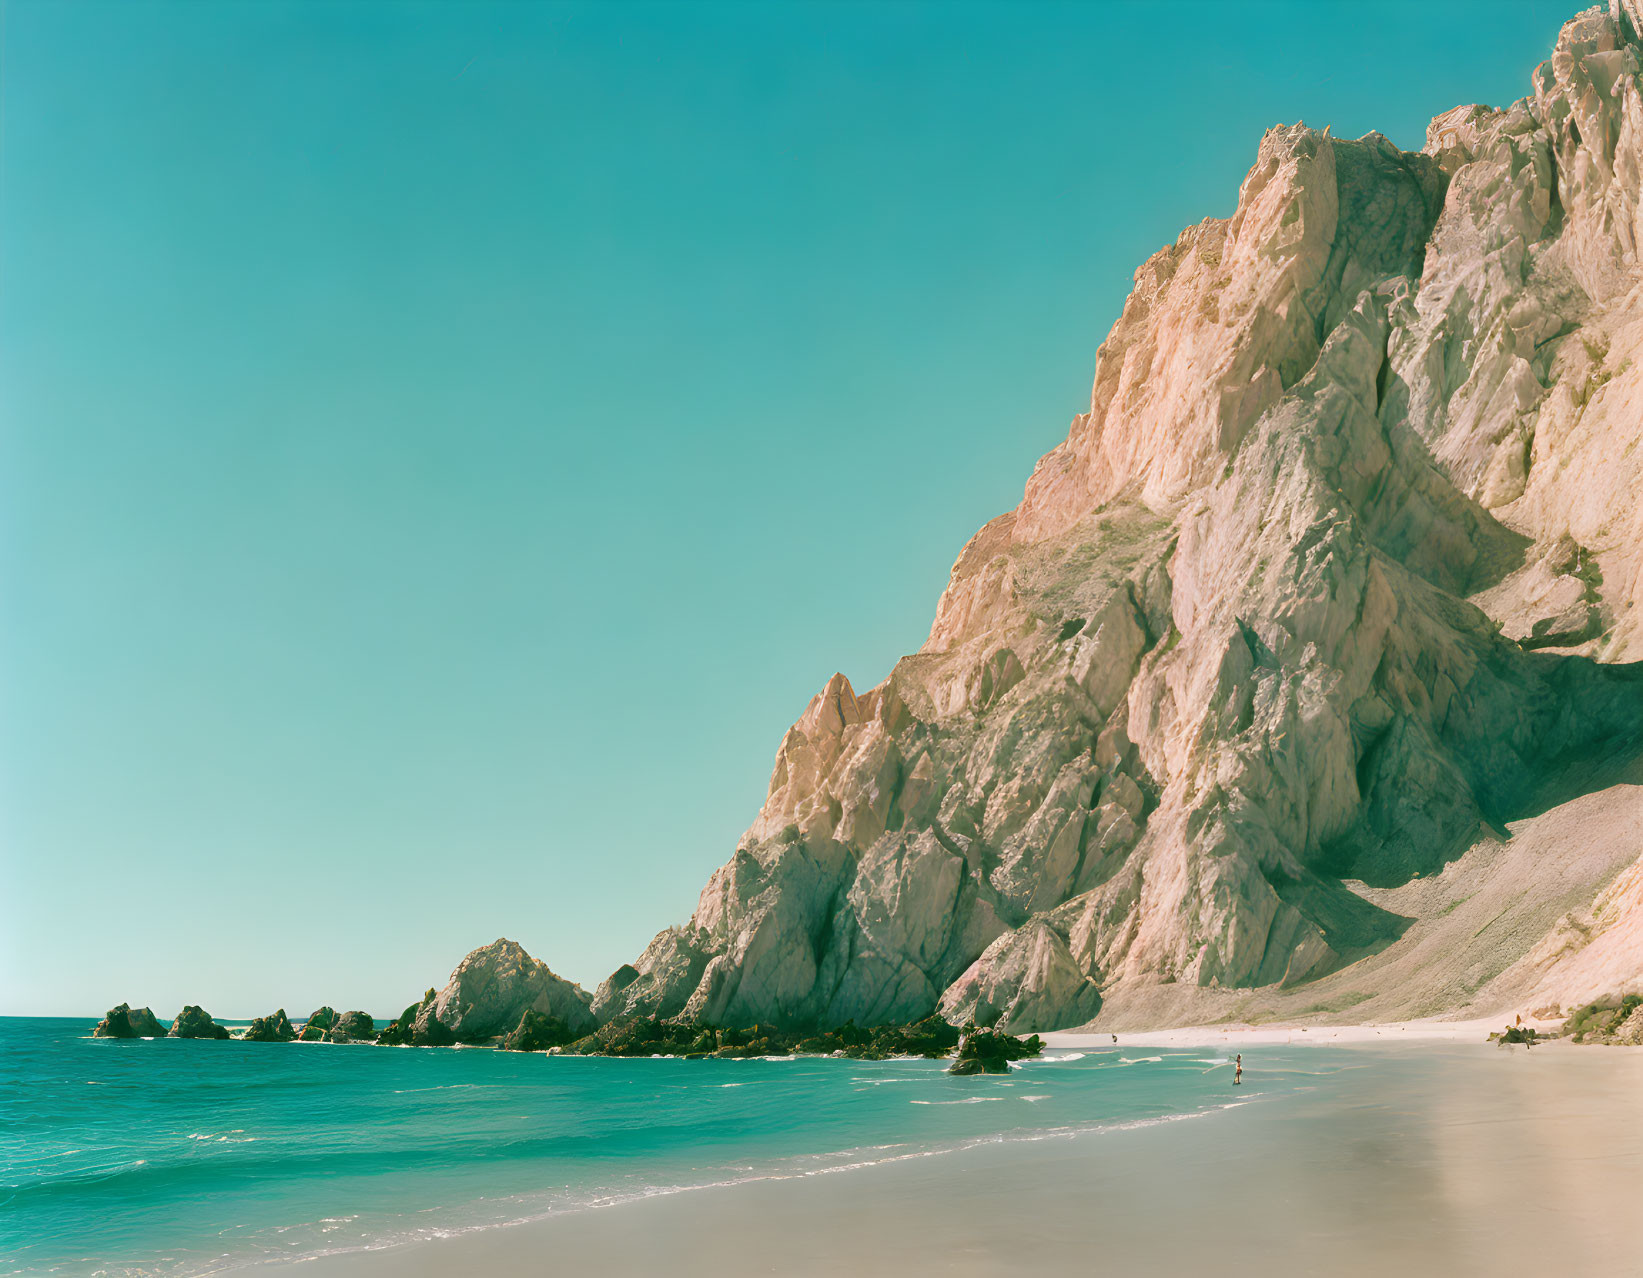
[241,1009,296,1042]
[326,1011,375,1043]
[416,939,596,1043]
[947,1025,1045,1074]
[610,3,1643,1032]
[92,1004,166,1038]
[296,1007,337,1041]
[168,1006,231,1040]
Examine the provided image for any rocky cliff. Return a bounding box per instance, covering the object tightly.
[598,3,1643,1032]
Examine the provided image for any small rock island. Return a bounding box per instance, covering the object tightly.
[93,937,1046,1067]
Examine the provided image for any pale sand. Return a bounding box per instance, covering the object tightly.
[1042,1013,1574,1049]
[275,1041,1643,1278]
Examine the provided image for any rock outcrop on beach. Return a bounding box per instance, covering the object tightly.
[92,1004,166,1038]
[167,1006,231,1040]
[241,1010,296,1042]
[417,939,596,1043]
[1559,992,1643,1041]
[605,1,1643,1032]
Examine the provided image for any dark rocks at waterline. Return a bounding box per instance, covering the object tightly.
[86,994,1041,1065]
[92,1004,166,1038]
[420,938,598,1043]
[241,1009,297,1042]
[327,1011,376,1042]
[560,1015,704,1057]
[378,991,455,1047]
[793,1015,962,1060]
[168,1006,232,1040]
[501,1009,579,1052]
[297,1007,338,1041]
[554,1013,975,1061]
[947,1025,1044,1075]
[292,1007,376,1042]
[375,1001,421,1047]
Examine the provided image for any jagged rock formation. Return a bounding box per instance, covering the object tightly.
[947,1026,1044,1075]
[326,1010,375,1042]
[377,991,444,1046]
[416,939,596,1043]
[500,1009,578,1052]
[296,1007,337,1041]
[606,2,1643,1032]
[168,1006,231,1039]
[92,1004,166,1038]
[242,1009,297,1042]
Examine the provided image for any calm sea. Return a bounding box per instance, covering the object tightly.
[0,1016,1328,1275]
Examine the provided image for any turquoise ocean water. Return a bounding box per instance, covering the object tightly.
[0,1017,1333,1275]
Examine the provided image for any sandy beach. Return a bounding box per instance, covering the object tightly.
[271,1036,1643,1278]
[1041,1013,1576,1049]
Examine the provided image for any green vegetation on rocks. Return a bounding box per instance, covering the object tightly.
[1562,994,1643,1044]
[327,1011,376,1043]
[501,1009,579,1052]
[296,1007,337,1040]
[167,1006,230,1040]
[93,1004,161,1038]
[92,1004,166,1038]
[242,1009,296,1042]
[947,1024,1044,1074]
[520,1013,982,1062]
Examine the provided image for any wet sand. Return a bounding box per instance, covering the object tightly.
[275,1042,1643,1278]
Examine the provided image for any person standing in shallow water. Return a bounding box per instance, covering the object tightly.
[1234,1054,1242,1085]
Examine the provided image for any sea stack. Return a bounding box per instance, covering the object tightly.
[167,1006,231,1040]
[414,939,596,1043]
[241,1010,297,1042]
[296,1007,337,1041]
[92,1004,166,1038]
[326,1011,376,1042]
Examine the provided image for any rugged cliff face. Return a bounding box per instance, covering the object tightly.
[599,3,1643,1032]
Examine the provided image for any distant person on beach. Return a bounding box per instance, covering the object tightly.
[1234,1055,1242,1085]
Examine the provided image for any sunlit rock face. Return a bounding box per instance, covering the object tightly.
[607,3,1643,1033]
[418,938,596,1042]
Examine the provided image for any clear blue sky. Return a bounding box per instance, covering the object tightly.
[0,0,1573,1017]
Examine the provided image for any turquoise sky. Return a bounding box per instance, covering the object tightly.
[1,1,1573,1016]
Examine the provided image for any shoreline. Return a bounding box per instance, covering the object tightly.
[69,1010,1643,1055]
[1042,1013,1580,1049]
[266,1039,1643,1278]
[16,1017,1643,1277]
